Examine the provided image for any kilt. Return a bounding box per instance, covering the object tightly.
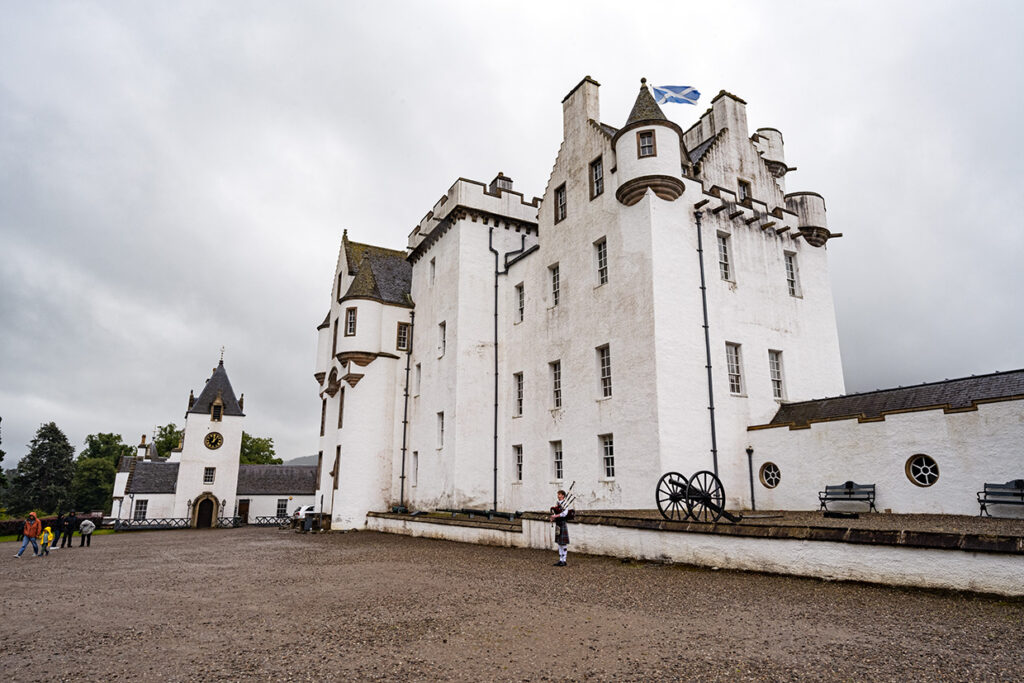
[554,519,569,546]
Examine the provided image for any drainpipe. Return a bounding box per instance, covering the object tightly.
[398,311,415,511]
[746,446,756,511]
[694,210,719,476]
[488,227,527,513]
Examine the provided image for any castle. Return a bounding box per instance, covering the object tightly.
[312,76,1024,527]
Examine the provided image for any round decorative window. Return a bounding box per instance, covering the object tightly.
[905,454,939,487]
[759,462,781,488]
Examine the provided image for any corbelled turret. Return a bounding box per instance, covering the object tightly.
[612,78,686,206]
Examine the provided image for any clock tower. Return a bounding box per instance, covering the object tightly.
[175,359,245,527]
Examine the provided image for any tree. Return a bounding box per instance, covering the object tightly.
[7,422,76,514]
[81,432,134,468]
[240,432,281,464]
[72,457,116,513]
[154,423,184,459]
[0,416,7,489]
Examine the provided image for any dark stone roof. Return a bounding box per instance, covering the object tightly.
[625,80,667,125]
[689,135,717,164]
[237,465,317,495]
[187,361,244,417]
[127,462,179,494]
[317,312,330,330]
[765,369,1024,428]
[342,236,412,307]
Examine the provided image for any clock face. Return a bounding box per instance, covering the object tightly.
[204,432,224,450]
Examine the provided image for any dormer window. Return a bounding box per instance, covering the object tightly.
[212,404,223,421]
[637,130,656,158]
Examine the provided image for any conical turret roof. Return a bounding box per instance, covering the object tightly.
[625,78,667,124]
[187,360,244,417]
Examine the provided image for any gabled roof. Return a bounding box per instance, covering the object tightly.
[187,360,244,417]
[127,462,179,494]
[625,80,667,125]
[342,235,412,307]
[237,465,317,495]
[763,369,1024,429]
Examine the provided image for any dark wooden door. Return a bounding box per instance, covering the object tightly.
[238,500,250,524]
[197,499,214,528]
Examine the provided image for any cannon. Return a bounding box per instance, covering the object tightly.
[656,470,743,523]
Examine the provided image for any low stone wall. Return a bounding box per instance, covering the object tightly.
[366,511,1024,597]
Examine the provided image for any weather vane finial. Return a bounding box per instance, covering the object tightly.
[220,346,225,363]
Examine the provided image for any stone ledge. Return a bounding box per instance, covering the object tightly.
[519,512,1024,555]
[368,511,522,533]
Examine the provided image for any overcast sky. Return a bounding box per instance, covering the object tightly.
[2,1,1022,467]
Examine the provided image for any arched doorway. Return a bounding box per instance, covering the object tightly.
[197,499,214,528]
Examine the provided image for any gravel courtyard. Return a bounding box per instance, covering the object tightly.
[3,527,1022,682]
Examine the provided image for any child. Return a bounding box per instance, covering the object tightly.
[39,525,54,556]
[549,489,570,567]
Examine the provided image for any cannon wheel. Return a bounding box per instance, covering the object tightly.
[656,471,690,521]
[686,470,725,523]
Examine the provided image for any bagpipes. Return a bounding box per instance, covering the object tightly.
[550,480,577,521]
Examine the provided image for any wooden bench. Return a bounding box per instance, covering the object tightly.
[977,479,1024,517]
[818,481,877,512]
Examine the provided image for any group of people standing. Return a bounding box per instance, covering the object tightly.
[14,511,96,558]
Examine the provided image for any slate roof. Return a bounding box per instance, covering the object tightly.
[625,80,667,124]
[765,369,1024,428]
[187,360,244,417]
[127,462,179,494]
[342,236,412,307]
[237,465,318,495]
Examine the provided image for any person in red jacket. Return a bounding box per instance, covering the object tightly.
[15,512,42,558]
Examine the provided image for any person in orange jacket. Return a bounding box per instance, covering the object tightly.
[15,512,42,558]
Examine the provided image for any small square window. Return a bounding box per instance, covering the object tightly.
[276,499,288,518]
[555,183,567,223]
[738,179,751,201]
[637,130,656,158]
[133,499,148,521]
[590,157,604,198]
[204,467,215,485]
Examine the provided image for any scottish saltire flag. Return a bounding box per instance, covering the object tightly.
[653,85,700,105]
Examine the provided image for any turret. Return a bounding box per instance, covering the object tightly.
[754,127,791,191]
[786,191,834,247]
[612,78,685,206]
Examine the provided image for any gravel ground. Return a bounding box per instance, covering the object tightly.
[3,527,1022,682]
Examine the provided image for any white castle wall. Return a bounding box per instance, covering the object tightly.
[748,398,1024,517]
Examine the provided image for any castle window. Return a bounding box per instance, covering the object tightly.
[759,462,781,488]
[555,183,567,223]
[726,343,744,394]
[768,350,785,399]
[437,412,445,448]
[203,467,216,485]
[514,372,524,416]
[438,321,446,357]
[595,238,608,285]
[590,156,604,198]
[337,387,345,429]
[211,404,223,422]
[429,258,436,284]
[411,451,418,487]
[337,272,343,302]
[717,234,732,281]
[515,283,524,323]
[319,398,326,437]
[600,434,615,478]
[332,318,339,355]
[397,322,411,351]
[597,345,612,398]
[316,450,323,482]
[637,130,656,158]
[551,441,563,481]
[784,252,801,297]
[550,360,562,409]
[514,445,523,482]
[333,446,341,490]
[133,499,148,521]
[345,307,357,336]
[549,263,560,306]
[906,454,940,487]
[738,179,751,201]
[276,499,288,517]
[415,363,422,395]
